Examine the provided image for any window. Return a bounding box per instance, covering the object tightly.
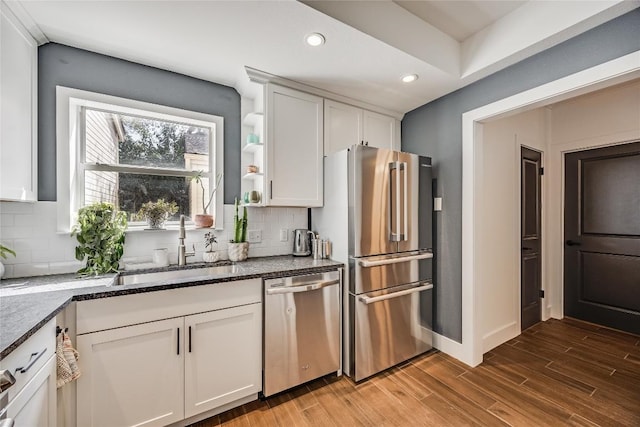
[56,87,224,231]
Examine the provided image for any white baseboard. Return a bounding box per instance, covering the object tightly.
[432,332,473,366]
[482,321,519,353]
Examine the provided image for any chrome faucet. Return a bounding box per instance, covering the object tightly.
[178,215,195,266]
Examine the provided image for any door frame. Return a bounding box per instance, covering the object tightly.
[442,51,640,367]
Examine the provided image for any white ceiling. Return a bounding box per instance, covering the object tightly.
[7,0,637,115]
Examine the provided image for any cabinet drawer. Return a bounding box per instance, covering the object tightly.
[0,319,55,401]
[76,279,261,334]
[4,355,56,427]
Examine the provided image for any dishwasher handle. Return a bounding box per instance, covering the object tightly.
[266,279,340,295]
[358,283,433,305]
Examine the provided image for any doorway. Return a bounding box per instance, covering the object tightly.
[521,147,542,331]
[564,141,640,334]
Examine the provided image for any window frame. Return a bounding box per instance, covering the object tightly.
[56,86,224,232]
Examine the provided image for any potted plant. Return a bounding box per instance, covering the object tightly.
[228,198,248,262]
[138,199,178,229]
[0,244,16,279]
[191,171,223,228]
[72,202,127,276]
[203,232,219,263]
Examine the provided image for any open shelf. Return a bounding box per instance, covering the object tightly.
[242,143,264,153]
[242,172,264,180]
[243,112,264,127]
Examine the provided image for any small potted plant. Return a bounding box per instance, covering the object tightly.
[228,198,248,262]
[203,232,219,263]
[72,202,127,276]
[191,171,223,228]
[0,244,16,279]
[138,199,178,229]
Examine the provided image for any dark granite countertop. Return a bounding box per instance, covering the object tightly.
[0,255,342,361]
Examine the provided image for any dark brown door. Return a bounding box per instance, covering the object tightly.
[521,147,542,331]
[564,142,640,335]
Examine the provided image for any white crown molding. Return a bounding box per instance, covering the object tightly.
[245,66,405,120]
[2,0,48,45]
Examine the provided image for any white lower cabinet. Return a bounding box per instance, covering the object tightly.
[1,319,56,427]
[76,318,185,427]
[75,280,262,427]
[184,304,261,418]
[5,356,56,427]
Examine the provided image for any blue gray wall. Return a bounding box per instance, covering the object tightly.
[402,8,640,342]
[38,43,241,204]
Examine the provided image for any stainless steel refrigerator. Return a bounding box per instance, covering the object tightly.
[312,145,433,381]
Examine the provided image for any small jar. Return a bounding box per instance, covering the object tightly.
[247,164,258,174]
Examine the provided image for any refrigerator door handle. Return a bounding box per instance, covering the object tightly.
[358,282,433,305]
[389,161,402,242]
[401,161,407,241]
[358,251,433,267]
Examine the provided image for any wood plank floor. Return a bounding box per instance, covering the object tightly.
[190,318,640,427]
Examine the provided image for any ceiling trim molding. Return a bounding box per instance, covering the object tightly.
[460,0,639,81]
[3,0,48,45]
[245,66,405,120]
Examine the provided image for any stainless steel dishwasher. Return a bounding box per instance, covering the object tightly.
[263,269,341,397]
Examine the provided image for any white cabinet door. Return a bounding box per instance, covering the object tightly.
[76,317,184,427]
[184,303,261,418]
[363,109,399,151]
[324,99,363,155]
[0,3,37,202]
[266,84,323,207]
[6,356,56,427]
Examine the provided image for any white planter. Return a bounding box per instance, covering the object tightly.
[227,242,249,262]
[202,251,219,263]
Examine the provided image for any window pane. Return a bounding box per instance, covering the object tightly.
[84,171,210,221]
[84,108,211,171]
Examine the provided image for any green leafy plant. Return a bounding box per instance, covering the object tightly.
[72,202,127,276]
[191,171,223,215]
[231,198,247,243]
[0,244,16,259]
[138,199,178,228]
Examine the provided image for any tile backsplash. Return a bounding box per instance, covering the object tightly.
[0,201,307,279]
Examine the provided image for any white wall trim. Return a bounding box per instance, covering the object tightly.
[432,332,466,363]
[482,322,519,353]
[461,51,640,367]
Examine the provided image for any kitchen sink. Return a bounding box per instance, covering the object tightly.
[117,263,238,286]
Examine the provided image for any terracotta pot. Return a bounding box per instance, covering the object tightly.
[194,214,214,228]
[228,242,249,262]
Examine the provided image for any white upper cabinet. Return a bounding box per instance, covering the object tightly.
[265,84,323,207]
[0,3,37,202]
[324,99,400,155]
[324,100,363,155]
[363,109,401,151]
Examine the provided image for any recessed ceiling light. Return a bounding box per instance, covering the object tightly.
[402,74,419,83]
[305,33,325,47]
